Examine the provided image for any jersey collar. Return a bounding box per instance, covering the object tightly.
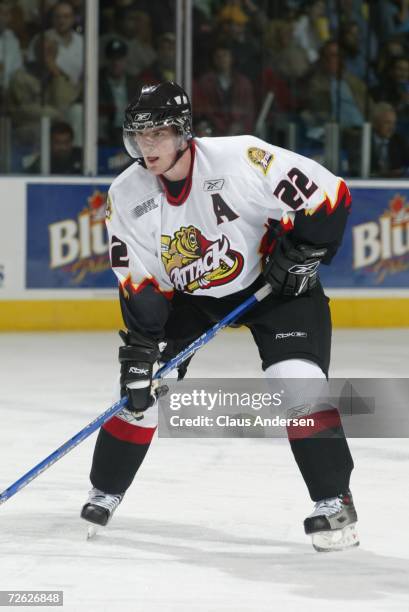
[160,140,196,206]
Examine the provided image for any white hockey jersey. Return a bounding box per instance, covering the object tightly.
[106,135,350,299]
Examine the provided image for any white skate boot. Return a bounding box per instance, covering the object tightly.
[81,488,124,537]
[304,491,359,552]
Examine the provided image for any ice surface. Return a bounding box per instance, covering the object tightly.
[0,329,408,611]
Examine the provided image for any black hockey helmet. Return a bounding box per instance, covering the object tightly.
[123,82,193,160]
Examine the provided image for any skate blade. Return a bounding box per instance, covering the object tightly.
[86,524,99,540]
[312,523,360,552]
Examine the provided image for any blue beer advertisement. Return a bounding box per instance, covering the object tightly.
[26,183,115,288]
[318,187,409,288]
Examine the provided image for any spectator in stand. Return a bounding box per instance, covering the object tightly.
[264,18,310,82]
[216,3,261,82]
[4,0,32,49]
[371,56,409,122]
[0,0,23,92]
[375,35,408,77]
[293,0,330,65]
[370,102,409,176]
[137,32,176,85]
[339,19,377,85]
[14,1,53,46]
[346,102,409,177]
[260,64,295,115]
[41,1,84,86]
[328,1,379,82]
[259,62,297,147]
[7,33,80,147]
[304,40,372,134]
[99,39,135,146]
[194,44,255,135]
[263,17,310,113]
[217,0,266,36]
[99,6,156,78]
[256,54,295,120]
[26,2,84,146]
[27,120,82,174]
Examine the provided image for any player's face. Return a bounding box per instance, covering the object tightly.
[135,127,179,175]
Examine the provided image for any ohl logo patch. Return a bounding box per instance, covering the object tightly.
[161,226,244,292]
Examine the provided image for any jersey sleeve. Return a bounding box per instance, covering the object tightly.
[106,188,172,339]
[244,140,352,264]
[290,179,352,264]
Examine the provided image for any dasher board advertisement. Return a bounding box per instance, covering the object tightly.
[314,187,409,288]
[26,183,115,289]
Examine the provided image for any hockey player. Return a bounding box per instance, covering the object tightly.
[81,82,359,552]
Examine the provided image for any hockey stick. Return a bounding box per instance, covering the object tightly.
[0,284,272,505]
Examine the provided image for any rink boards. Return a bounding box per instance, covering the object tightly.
[0,176,408,330]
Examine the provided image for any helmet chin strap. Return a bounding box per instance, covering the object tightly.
[162,142,190,176]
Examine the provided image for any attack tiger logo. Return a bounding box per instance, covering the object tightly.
[161,226,244,292]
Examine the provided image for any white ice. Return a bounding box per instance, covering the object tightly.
[0,329,408,612]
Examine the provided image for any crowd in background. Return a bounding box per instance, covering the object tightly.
[0,0,408,177]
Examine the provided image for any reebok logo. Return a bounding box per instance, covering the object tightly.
[134,112,151,121]
[288,261,320,275]
[203,179,224,192]
[275,332,307,339]
[129,367,149,375]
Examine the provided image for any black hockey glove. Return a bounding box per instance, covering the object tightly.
[262,234,327,297]
[119,329,162,413]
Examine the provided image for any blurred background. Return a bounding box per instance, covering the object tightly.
[1,0,409,177]
[0,0,408,330]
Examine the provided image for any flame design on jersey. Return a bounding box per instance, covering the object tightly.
[304,179,352,216]
[120,273,174,300]
[161,225,244,292]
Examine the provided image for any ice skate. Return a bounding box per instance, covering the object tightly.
[81,487,124,535]
[304,491,359,552]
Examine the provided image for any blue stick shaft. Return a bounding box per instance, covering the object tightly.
[0,284,271,505]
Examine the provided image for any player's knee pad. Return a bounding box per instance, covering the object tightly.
[265,358,326,380]
[264,359,328,418]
